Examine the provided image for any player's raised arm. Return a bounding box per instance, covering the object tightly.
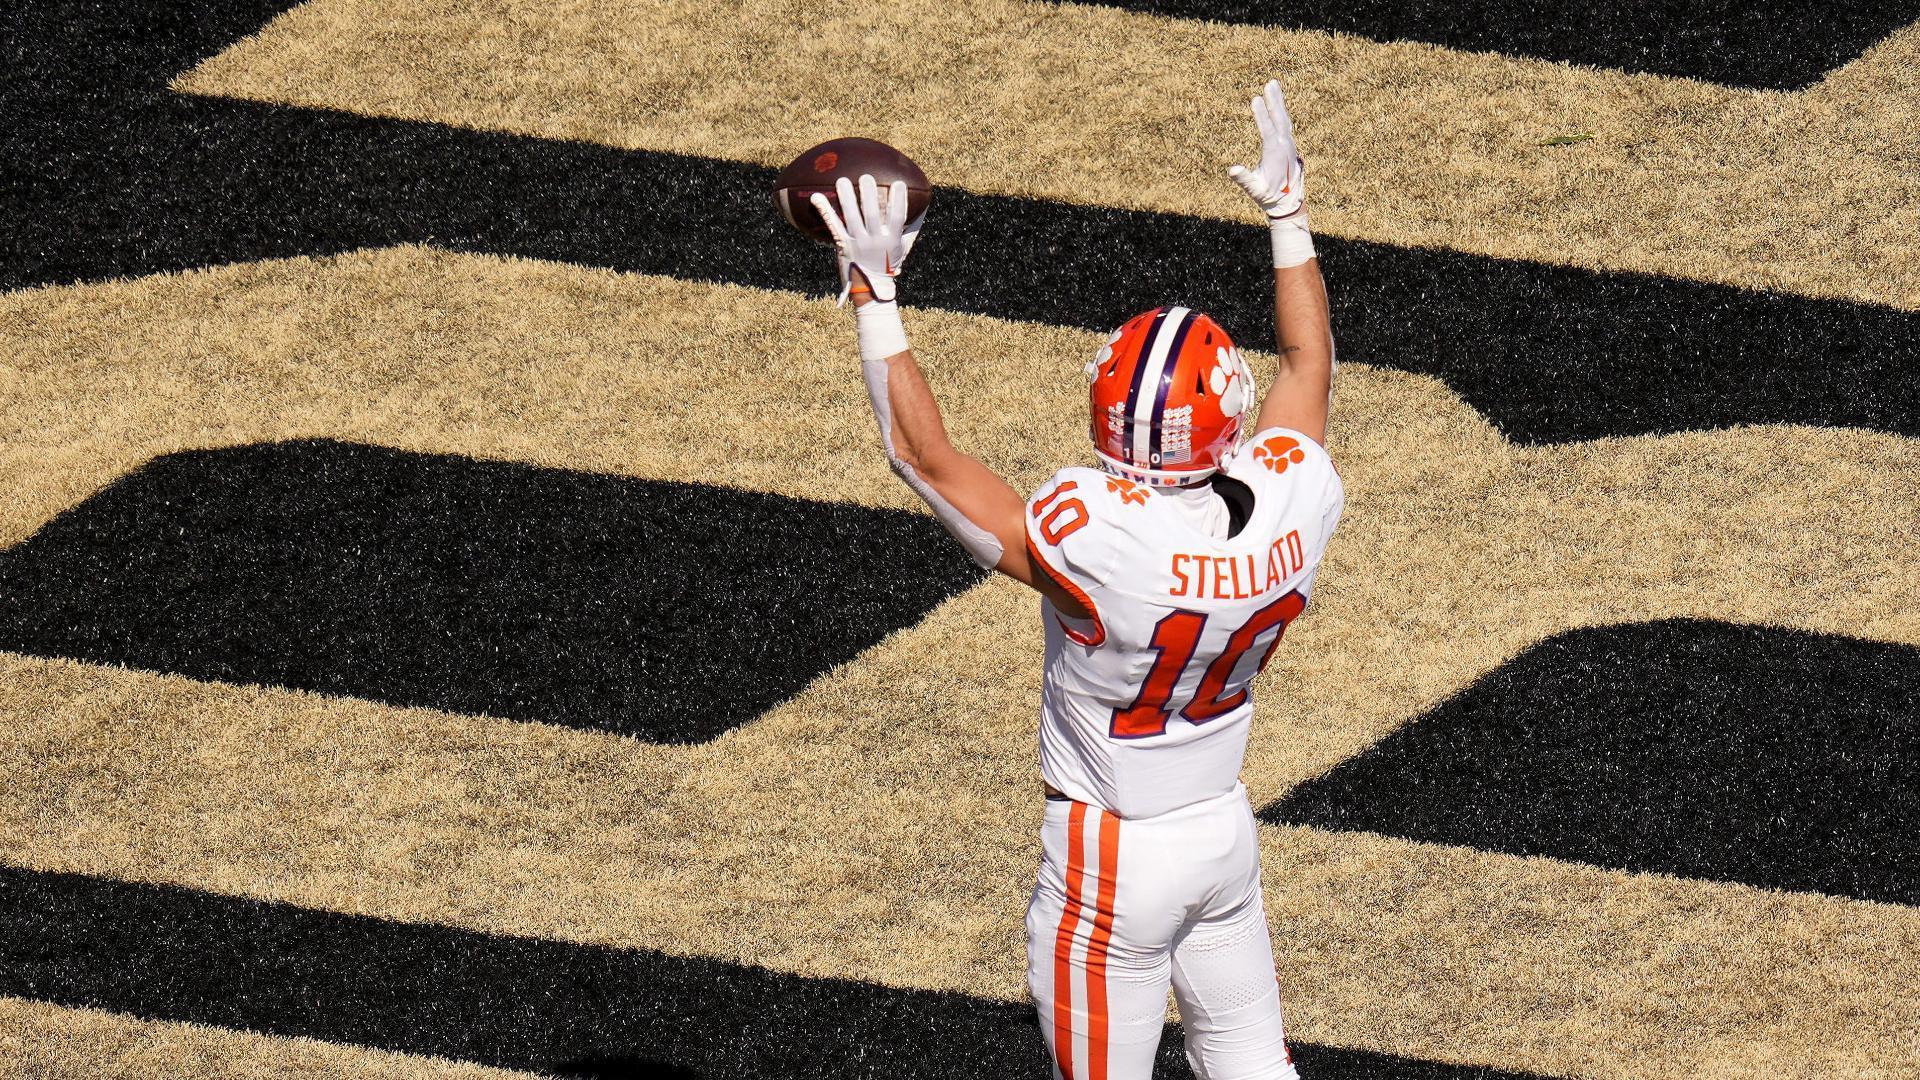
[1229,79,1335,446]
[809,177,1092,618]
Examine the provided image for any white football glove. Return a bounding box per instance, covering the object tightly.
[809,174,923,305]
[1227,79,1316,267]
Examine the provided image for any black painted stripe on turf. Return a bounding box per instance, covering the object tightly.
[1261,620,1920,905]
[7,2,1920,445]
[1051,2,1920,90]
[0,440,985,744]
[0,864,1551,1079]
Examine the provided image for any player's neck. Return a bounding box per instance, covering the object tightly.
[1160,476,1221,504]
[1159,478,1228,538]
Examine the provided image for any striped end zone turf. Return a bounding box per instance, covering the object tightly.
[6,103,1915,444]
[1265,620,1920,906]
[3,646,1915,1078]
[2,252,1918,1077]
[5,251,1915,785]
[0,997,530,1080]
[177,0,1920,308]
[0,864,1557,1080]
[6,2,1920,1077]
[1050,0,1920,88]
[12,0,1919,443]
[0,440,986,743]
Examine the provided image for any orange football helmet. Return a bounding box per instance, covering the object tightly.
[1086,306,1255,486]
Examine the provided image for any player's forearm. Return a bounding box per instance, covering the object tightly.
[1252,260,1334,441]
[852,289,958,473]
[1231,78,1336,443]
[851,294,1019,569]
[1270,259,1333,390]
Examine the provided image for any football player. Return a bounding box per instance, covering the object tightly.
[811,78,1339,1080]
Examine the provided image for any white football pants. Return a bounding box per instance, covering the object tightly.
[1026,783,1300,1080]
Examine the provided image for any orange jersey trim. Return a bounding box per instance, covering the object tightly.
[1025,535,1107,647]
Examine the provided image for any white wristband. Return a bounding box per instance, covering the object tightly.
[855,300,911,363]
[1270,214,1316,269]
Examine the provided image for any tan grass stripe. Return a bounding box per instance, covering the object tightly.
[0,996,528,1079]
[0,246,1079,549]
[5,250,1918,1074]
[176,1,1920,309]
[1264,827,1920,1080]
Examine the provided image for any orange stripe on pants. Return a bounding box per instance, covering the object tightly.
[1086,810,1120,1080]
[1051,802,1089,1080]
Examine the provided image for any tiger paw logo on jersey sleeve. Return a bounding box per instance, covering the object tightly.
[1105,476,1150,506]
[1252,434,1308,474]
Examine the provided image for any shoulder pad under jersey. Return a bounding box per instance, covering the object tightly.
[1226,428,1340,503]
[1225,427,1345,562]
[1025,466,1144,645]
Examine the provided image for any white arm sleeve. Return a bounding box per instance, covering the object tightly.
[856,301,1006,570]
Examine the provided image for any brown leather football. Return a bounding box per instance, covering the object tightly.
[774,138,931,244]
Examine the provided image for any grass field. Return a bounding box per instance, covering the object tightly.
[3,1,1918,1077]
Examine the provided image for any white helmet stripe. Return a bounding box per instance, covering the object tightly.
[1129,305,1190,467]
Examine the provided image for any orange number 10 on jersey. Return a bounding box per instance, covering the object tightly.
[1032,481,1090,545]
[1110,590,1306,738]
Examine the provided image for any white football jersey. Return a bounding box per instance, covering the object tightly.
[1023,427,1344,819]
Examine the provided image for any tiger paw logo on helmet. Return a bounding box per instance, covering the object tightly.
[1208,346,1251,418]
[1252,434,1308,474]
[1086,307,1250,487]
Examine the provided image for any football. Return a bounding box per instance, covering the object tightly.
[773,137,931,244]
